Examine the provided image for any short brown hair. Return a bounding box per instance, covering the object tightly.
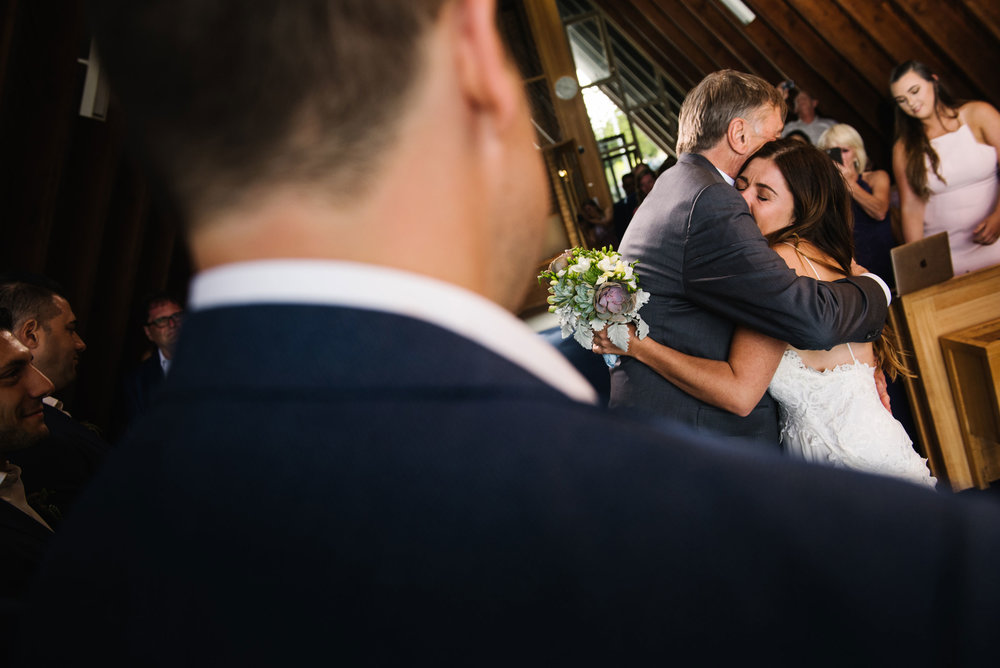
[676,70,785,155]
[0,276,65,330]
[89,0,448,222]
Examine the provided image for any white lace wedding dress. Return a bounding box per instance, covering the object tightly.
[769,347,936,488]
[767,247,937,489]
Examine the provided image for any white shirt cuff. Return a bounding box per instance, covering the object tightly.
[861,272,892,306]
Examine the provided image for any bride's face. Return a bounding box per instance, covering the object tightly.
[735,157,795,236]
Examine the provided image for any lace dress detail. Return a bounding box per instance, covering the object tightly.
[767,245,937,488]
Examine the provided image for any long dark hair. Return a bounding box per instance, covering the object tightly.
[739,138,912,380]
[890,60,960,199]
[741,138,855,275]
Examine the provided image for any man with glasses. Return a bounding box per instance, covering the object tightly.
[122,292,184,426]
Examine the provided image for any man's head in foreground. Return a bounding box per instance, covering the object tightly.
[90,0,549,311]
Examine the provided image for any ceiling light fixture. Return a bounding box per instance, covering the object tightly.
[719,0,756,26]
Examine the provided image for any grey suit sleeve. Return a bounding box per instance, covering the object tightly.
[682,183,886,350]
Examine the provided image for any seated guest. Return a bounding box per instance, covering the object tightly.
[121,291,184,427]
[23,3,1000,665]
[0,276,110,523]
[0,307,55,597]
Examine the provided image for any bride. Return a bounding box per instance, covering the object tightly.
[594,138,936,488]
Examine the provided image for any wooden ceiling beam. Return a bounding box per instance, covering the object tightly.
[628,0,730,75]
[784,0,896,96]
[745,0,883,146]
[594,0,701,90]
[890,0,1000,105]
[964,0,1000,46]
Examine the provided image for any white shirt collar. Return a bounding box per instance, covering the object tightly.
[158,348,171,375]
[715,165,735,186]
[42,395,69,416]
[188,260,598,404]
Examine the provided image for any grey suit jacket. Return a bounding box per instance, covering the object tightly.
[611,152,887,447]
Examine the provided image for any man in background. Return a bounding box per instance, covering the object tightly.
[23,2,1000,665]
[782,86,836,144]
[121,291,184,426]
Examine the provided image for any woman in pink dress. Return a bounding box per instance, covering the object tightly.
[890,60,1000,275]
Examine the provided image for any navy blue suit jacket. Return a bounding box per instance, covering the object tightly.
[122,353,165,426]
[8,404,110,522]
[22,303,1000,665]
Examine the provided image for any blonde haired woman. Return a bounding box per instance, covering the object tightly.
[817,124,894,286]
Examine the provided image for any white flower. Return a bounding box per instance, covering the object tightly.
[569,257,591,273]
[597,256,617,273]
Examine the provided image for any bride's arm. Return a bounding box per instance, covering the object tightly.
[593,325,786,417]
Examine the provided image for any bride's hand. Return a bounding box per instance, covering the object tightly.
[591,323,638,357]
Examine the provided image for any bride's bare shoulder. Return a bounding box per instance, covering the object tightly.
[772,241,809,275]
[771,240,844,280]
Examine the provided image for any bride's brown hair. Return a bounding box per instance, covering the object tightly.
[739,139,913,380]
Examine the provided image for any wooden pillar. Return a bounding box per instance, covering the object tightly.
[521,0,613,211]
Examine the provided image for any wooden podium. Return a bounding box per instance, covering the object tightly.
[940,319,1000,488]
[891,264,1000,490]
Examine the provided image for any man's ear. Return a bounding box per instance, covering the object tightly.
[452,0,519,131]
[143,326,154,343]
[727,117,750,155]
[18,319,41,350]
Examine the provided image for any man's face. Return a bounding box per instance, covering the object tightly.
[747,105,784,156]
[638,172,656,197]
[793,91,817,120]
[143,300,184,357]
[0,331,54,452]
[31,295,86,393]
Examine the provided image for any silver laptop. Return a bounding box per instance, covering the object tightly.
[890,231,953,296]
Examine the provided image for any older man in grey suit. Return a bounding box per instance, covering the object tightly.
[611,70,890,448]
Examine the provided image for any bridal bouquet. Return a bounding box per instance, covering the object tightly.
[539,246,650,367]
